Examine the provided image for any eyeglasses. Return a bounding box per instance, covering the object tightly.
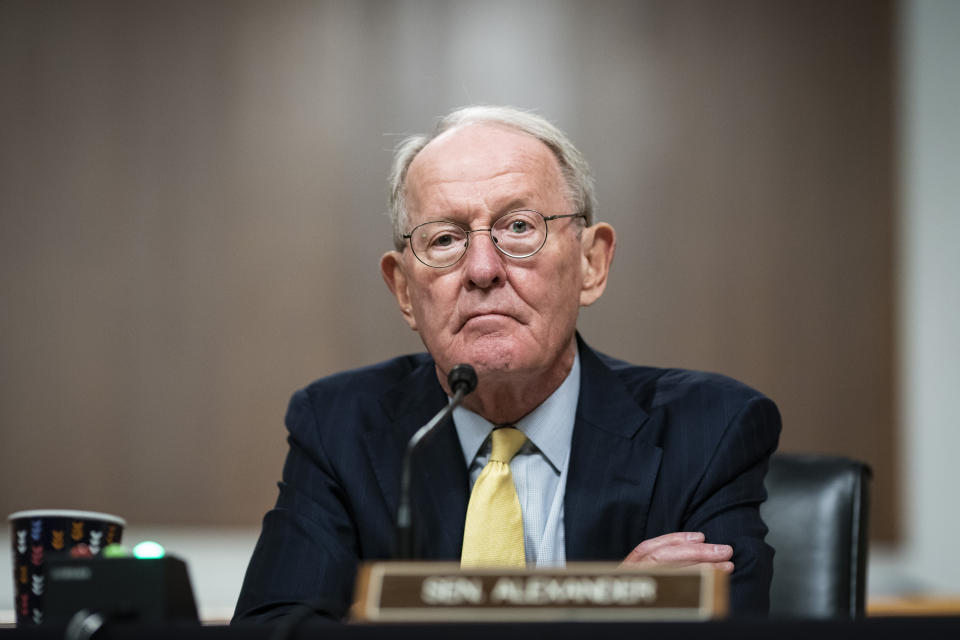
[402,209,586,268]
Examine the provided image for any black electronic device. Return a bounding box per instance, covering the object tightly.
[43,555,200,625]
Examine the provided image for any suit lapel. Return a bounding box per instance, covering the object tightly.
[363,360,469,559]
[565,340,663,560]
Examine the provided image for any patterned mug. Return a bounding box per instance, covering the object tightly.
[8,509,125,626]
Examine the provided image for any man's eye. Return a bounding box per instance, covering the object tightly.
[509,220,529,233]
[430,232,461,248]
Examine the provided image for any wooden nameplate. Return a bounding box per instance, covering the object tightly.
[351,562,727,622]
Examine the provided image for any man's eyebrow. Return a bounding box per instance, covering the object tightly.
[414,198,537,227]
[420,214,465,224]
[437,201,527,218]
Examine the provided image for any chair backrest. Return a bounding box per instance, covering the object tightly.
[760,453,872,618]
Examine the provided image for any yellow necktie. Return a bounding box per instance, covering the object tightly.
[461,427,527,567]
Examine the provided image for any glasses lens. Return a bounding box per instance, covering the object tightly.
[491,210,546,257]
[410,222,468,267]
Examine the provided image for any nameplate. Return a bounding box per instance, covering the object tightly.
[351,562,727,622]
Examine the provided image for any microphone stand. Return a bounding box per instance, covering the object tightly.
[395,365,476,560]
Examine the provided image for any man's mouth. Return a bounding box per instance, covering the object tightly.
[458,311,516,332]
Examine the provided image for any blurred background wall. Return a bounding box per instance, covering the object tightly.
[0,0,956,619]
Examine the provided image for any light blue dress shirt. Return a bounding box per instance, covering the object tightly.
[452,351,580,567]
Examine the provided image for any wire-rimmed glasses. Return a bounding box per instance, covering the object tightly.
[402,209,585,268]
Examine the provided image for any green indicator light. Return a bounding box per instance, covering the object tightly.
[102,543,129,558]
[132,541,166,559]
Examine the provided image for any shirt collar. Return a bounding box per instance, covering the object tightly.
[453,350,581,472]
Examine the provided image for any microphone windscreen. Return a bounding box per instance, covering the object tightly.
[448,364,478,395]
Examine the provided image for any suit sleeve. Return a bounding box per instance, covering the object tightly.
[232,389,360,623]
[683,394,782,616]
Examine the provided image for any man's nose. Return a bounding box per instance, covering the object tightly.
[461,231,505,289]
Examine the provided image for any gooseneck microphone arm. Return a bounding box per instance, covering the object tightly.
[395,363,478,560]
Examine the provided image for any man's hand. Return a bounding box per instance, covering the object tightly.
[621,532,734,574]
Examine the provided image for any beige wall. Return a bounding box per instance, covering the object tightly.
[0,1,896,538]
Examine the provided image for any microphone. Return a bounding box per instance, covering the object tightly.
[395,364,477,560]
[447,363,478,396]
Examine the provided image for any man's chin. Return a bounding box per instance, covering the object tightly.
[440,335,527,376]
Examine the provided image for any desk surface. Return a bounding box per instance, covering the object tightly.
[868,596,960,616]
[2,618,960,640]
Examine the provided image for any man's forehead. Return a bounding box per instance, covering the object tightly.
[404,122,566,213]
[415,122,554,166]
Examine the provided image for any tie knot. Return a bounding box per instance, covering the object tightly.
[489,427,526,463]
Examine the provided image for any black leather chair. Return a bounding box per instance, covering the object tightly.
[760,453,872,618]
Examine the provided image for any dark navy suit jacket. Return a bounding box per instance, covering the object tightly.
[234,336,781,622]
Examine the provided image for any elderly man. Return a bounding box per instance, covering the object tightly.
[234,106,781,622]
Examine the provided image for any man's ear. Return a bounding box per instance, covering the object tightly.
[579,222,616,307]
[380,250,418,331]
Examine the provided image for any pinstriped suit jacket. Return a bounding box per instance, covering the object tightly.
[234,335,781,622]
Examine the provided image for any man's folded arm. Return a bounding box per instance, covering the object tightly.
[687,394,781,614]
[622,394,781,615]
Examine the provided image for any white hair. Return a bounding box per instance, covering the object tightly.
[388,105,597,250]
